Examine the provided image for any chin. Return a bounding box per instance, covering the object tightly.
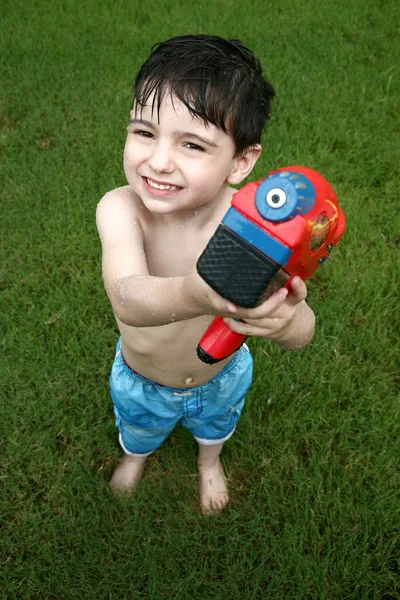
[142,198,179,214]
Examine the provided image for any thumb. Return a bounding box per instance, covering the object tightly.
[286,277,307,305]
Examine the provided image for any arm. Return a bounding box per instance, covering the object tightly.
[96,190,237,327]
[272,298,315,351]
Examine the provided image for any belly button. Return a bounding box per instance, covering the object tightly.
[184,376,194,385]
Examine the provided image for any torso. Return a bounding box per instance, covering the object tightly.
[115,186,237,388]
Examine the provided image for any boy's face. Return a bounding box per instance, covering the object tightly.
[123,92,240,216]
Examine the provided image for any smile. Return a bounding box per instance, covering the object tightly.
[145,177,182,191]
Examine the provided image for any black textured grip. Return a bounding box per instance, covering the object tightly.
[197,225,280,308]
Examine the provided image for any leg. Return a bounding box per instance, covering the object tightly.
[110,451,148,494]
[188,346,253,513]
[197,442,229,514]
[109,354,176,496]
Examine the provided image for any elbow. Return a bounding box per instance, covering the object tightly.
[110,296,151,328]
[295,308,316,350]
[114,308,134,326]
[301,310,316,349]
[279,306,316,351]
[106,285,137,327]
[110,297,141,327]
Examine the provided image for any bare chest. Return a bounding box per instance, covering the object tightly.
[142,223,213,277]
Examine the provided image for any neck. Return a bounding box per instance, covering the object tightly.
[155,185,236,230]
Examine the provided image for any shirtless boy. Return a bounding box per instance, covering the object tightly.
[96,35,315,513]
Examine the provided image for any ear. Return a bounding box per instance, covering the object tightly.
[226,144,262,185]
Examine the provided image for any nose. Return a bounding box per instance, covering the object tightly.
[148,140,174,174]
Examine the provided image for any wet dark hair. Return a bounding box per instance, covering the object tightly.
[134,34,275,156]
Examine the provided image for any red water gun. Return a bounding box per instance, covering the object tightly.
[196,166,346,364]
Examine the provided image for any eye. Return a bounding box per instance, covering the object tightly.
[135,129,154,138]
[266,188,287,209]
[185,142,205,152]
[127,125,154,138]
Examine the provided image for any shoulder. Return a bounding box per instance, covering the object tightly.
[96,186,146,243]
[96,186,142,231]
[96,185,140,217]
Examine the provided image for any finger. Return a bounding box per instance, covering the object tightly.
[243,305,296,327]
[206,287,238,315]
[236,287,288,320]
[223,318,279,338]
[286,277,307,305]
[223,318,253,335]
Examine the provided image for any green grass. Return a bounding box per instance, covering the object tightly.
[1,0,399,598]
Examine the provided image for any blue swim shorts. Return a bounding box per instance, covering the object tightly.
[109,339,253,456]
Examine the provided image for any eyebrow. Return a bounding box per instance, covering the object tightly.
[129,118,219,148]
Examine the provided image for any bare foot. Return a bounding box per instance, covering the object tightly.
[198,457,229,514]
[109,453,147,494]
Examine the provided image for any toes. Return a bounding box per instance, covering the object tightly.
[201,498,216,515]
[201,500,214,515]
[218,494,229,510]
[201,493,229,514]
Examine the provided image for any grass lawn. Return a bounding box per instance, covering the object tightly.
[1,0,399,598]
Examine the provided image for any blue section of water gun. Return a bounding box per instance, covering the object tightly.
[222,208,292,267]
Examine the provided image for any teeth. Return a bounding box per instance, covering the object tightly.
[146,178,180,191]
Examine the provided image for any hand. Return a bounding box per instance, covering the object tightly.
[222,276,308,341]
[182,261,240,318]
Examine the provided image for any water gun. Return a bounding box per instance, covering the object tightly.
[196,166,346,364]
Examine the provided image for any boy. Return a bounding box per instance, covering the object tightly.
[96,35,315,513]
